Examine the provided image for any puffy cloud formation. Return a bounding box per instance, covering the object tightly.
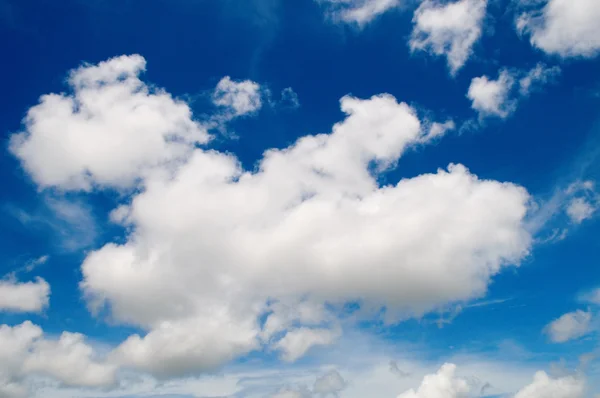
[0,322,116,398]
[0,277,49,313]
[517,0,600,58]
[565,180,598,224]
[468,64,560,120]
[212,76,262,118]
[397,364,587,398]
[468,70,515,118]
[396,363,470,398]
[410,0,487,75]
[12,55,533,379]
[318,0,400,26]
[567,198,597,224]
[514,371,585,398]
[9,55,210,191]
[544,310,592,343]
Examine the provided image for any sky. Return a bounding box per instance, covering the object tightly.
[1,0,600,397]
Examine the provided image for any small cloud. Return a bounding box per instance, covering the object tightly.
[0,276,50,313]
[467,70,516,119]
[567,197,597,224]
[280,87,300,109]
[318,0,400,27]
[544,310,593,343]
[212,76,262,119]
[24,255,49,273]
[467,64,561,124]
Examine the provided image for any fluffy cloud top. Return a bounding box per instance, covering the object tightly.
[544,310,592,343]
[410,0,487,75]
[12,55,533,379]
[468,70,515,118]
[514,371,585,398]
[0,322,116,398]
[517,0,600,58]
[9,54,209,191]
[0,277,49,313]
[396,363,470,398]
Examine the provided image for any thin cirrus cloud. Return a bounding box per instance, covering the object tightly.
[317,0,401,26]
[8,54,534,381]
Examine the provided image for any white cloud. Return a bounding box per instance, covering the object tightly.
[565,180,598,224]
[467,70,516,118]
[422,120,455,142]
[410,0,487,75]
[9,54,209,191]
[313,370,346,395]
[275,328,341,362]
[517,0,600,58]
[0,322,116,398]
[544,310,592,343]
[519,63,561,96]
[318,0,400,26]
[566,198,596,224]
[212,76,262,118]
[396,363,470,398]
[22,332,117,387]
[514,371,585,398]
[467,64,560,121]
[579,287,600,306]
[0,277,49,313]
[14,55,533,379]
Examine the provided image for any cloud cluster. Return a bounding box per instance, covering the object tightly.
[410,0,487,75]
[0,322,117,398]
[517,0,600,58]
[396,363,469,398]
[8,55,536,380]
[396,363,586,398]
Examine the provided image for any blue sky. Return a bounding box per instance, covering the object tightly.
[1,0,600,397]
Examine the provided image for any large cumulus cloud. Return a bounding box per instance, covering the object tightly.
[11,55,532,378]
